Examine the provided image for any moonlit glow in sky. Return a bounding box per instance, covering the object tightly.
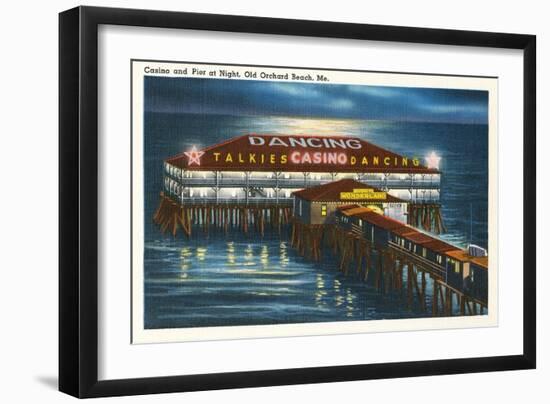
[145,76,488,124]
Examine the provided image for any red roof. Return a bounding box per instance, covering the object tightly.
[292,179,404,203]
[340,206,488,268]
[336,204,363,211]
[422,239,458,254]
[392,226,421,237]
[166,134,438,174]
[341,207,374,217]
[403,232,435,244]
[470,256,489,270]
[447,251,488,269]
[356,211,405,231]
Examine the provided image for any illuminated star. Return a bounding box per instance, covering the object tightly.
[184,146,205,166]
[425,151,441,169]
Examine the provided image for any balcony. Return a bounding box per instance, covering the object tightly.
[167,175,440,190]
[165,193,294,206]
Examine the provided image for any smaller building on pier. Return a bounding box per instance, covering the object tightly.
[292,179,408,225]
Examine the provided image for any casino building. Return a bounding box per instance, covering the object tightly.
[162,134,441,206]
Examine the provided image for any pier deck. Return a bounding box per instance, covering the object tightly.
[153,193,486,318]
[290,209,488,317]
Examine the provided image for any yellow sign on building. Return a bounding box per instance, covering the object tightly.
[340,188,387,200]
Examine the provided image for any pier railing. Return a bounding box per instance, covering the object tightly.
[387,240,446,279]
[165,175,441,190]
[170,195,294,207]
[290,219,488,317]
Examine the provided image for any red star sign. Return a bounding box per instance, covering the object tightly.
[425,151,441,170]
[184,146,205,166]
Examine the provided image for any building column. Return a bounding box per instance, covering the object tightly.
[215,171,219,203]
[245,171,250,205]
[408,173,414,202]
[275,172,280,204]
[430,174,434,202]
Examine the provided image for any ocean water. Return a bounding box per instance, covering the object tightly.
[143,113,488,329]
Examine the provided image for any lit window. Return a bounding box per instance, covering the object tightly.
[321,205,327,216]
[454,262,460,273]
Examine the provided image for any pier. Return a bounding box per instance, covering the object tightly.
[153,176,485,318]
[153,192,293,237]
[407,203,446,234]
[152,133,487,318]
[289,206,488,317]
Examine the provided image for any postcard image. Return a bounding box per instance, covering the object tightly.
[131,60,497,343]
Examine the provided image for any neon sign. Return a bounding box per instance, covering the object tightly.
[248,135,362,150]
[340,188,387,200]
[184,146,205,166]
[290,151,348,165]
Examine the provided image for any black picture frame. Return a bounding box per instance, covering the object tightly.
[59,6,536,398]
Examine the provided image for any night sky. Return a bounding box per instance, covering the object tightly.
[144,76,488,125]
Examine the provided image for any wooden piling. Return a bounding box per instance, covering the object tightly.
[406,262,412,308]
[433,280,439,316]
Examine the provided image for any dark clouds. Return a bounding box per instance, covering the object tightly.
[144,76,488,124]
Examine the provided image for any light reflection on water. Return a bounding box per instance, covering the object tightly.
[144,234,432,329]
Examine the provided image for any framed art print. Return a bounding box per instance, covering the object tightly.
[59,6,536,398]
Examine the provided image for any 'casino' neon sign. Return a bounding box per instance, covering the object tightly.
[290,151,348,164]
